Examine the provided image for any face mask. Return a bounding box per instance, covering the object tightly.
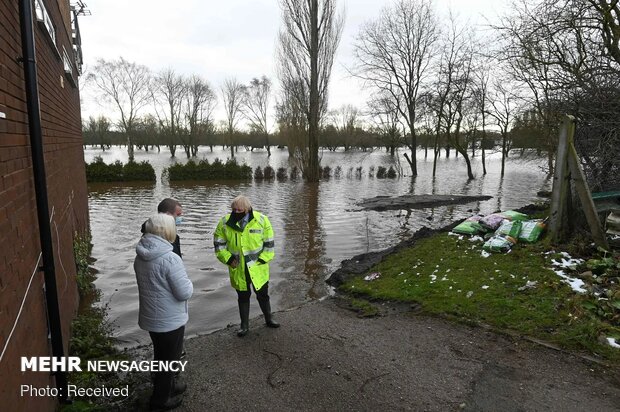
[175,216,183,225]
[231,211,246,221]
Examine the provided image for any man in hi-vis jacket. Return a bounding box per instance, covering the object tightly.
[214,195,280,337]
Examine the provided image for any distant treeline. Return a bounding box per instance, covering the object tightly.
[83,126,537,154]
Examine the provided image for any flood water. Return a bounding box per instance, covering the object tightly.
[85,146,550,347]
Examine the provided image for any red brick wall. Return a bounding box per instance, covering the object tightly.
[0,0,89,409]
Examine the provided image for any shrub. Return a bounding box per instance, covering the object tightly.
[387,166,397,178]
[290,166,300,180]
[376,166,387,178]
[276,167,288,180]
[320,166,331,179]
[254,166,264,179]
[263,166,275,179]
[167,158,252,180]
[334,166,342,178]
[85,157,154,182]
[123,160,156,181]
[355,166,363,179]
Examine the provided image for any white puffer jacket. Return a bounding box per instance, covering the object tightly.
[134,234,193,333]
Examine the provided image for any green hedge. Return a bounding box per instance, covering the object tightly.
[85,156,155,182]
[166,158,252,180]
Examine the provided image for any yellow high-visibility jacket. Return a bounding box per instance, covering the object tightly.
[213,210,275,291]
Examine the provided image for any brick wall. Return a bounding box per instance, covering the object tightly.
[0,0,89,409]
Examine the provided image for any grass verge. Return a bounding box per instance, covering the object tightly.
[62,233,143,411]
[338,228,620,364]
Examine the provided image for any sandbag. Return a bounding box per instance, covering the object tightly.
[518,219,546,243]
[495,220,523,238]
[483,235,517,253]
[501,210,528,221]
[452,220,485,235]
[480,213,506,230]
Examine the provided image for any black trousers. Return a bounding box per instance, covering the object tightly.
[149,325,185,402]
[236,271,269,303]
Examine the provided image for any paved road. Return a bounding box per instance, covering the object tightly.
[169,298,620,412]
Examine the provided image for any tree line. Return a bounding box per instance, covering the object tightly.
[84,0,619,188]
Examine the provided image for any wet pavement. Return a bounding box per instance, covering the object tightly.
[165,298,620,412]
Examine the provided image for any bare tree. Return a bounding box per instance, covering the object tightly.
[353,0,440,176]
[134,114,160,152]
[587,0,620,65]
[437,13,477,179]
[328,104,361,151]
[488,78,521,177]
[367,93,403,156]
[471,63,491,176]
[242,76,273,156]
[277,0,344,181]
[221,77,244,158]
[152,68,186,157]
[88,57,152,161]
[184,75,216,157]
[276,78,308,159]
[84,115,111,151]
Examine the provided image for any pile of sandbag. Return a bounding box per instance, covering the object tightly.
[451,210,546,253]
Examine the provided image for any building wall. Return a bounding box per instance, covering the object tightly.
[0,0,89,409]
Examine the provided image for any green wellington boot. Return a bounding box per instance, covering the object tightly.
[258,299,280,328]
[237,301,250,337]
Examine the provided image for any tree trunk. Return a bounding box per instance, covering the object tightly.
[306,0,320,182]
[127,135,134,162]
[432,133,439,177]
[409,124,417,176]
[501,134,507,177]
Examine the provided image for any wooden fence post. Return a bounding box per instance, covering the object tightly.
[548,114,610,250]
[548,115,574,243]
[567,144,610,250]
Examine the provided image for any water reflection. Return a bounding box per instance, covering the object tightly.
[86,147,550,347]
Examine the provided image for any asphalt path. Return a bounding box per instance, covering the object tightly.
[169,298,620,412]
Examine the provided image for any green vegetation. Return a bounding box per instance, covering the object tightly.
[339,231,620,363]
[64,233,138,410]
[85,156,155,183]
[73,232,95,297]
[166,158,252,180]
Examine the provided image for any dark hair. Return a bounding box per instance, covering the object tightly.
[157,198,181,214]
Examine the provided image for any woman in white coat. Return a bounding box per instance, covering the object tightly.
[135,214,193,411]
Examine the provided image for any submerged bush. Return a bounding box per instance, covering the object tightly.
[320,165,331,179]
[376,166,387,178]
[387,166,397,178]
[123,160,156,181]
[334,166,342,178]
[254,166,264,179]
[167,158,252,181]
[276,167,288,180]
[85,156,155,182]
[263,166,275,179]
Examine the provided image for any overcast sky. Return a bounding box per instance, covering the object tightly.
[78,0,507,125]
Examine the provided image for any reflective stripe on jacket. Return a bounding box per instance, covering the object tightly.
[214,210,275,291]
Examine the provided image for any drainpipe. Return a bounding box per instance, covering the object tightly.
[19,0,68,403]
